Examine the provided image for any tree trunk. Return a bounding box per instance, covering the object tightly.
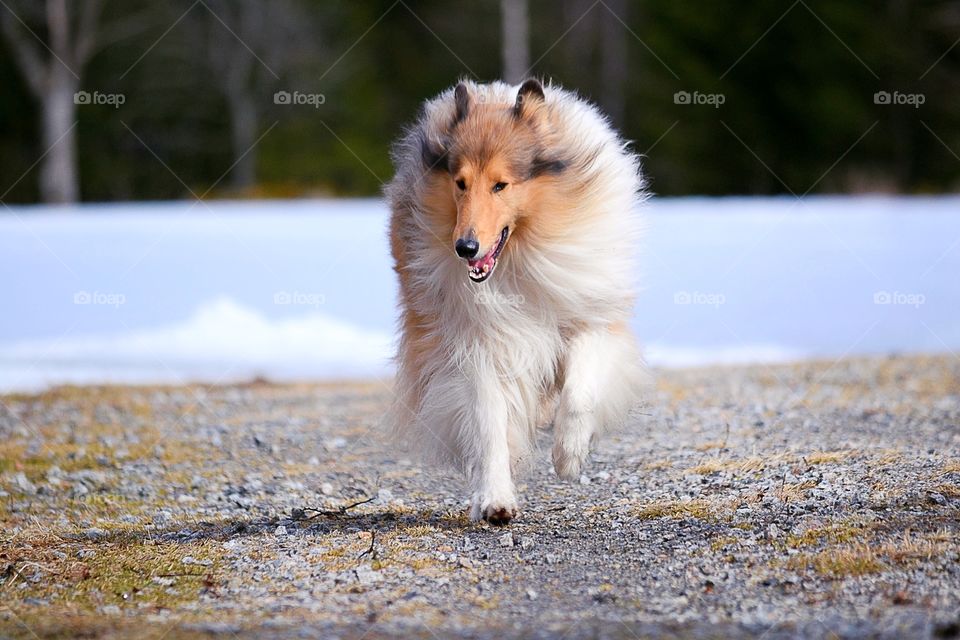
[600,0,628,127]
[228,89,258,191]
[500,0,530,84]
[40,70,80,204]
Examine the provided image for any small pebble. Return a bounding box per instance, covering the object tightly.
[14,472,36,495]
[928,492,947,506]
[84,527,106,541]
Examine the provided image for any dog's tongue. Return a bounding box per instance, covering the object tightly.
[468,248,496,272]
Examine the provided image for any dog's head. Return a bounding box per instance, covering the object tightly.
[421,79,567,283]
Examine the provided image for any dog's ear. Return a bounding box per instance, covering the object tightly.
[514,79,545,118]
[453,83,470,124]
[420,134,448,173]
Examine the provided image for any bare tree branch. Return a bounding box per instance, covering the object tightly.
[500,0,529,84]
[45,0,70,61]
[74,0,105,65]
[0,9,47,97]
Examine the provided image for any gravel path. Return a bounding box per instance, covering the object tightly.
[1,354,959,639]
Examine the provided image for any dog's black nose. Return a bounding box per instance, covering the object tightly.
[455,237,479,259]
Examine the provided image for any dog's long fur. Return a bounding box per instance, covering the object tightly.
[385,79,646,524]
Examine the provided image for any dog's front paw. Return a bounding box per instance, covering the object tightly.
[469,493,519,526]
[552,440,587,481]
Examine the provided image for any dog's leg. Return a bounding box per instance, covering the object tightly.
[464,376,518,525]
[553,326,643,480]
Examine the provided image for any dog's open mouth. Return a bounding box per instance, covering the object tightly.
[467,227,509,283]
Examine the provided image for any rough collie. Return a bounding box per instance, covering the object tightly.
[386,79,645,525]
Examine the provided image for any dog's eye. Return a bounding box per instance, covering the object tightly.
[492,182,508,193]
[455,178,466,191]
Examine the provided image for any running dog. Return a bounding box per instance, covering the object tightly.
[386,78,646,525]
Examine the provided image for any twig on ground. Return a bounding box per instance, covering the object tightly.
[358,530,377,560]
[292,495,377,520]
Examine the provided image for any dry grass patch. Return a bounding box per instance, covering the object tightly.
[688,459,725,475]
[943,460,960,474]
[635,498,717,521]
[1,525,68,553]
[644,460,673,471]
[632,444,858,484]
[709,535,740,552]
[786,518,872,549]
[874,450,902,466]
[688,456,768,475]
[775,480,819,503]
[933,483,960,499]
[694,441,726,452]
[786,544,886,577]
[925,528,955,544]
[804,450,854,465]
[783,532,952,578]
[875,537,948,564]
[2,537,221,611]
[1,427,212,487]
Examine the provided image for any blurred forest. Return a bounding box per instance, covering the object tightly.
[1,0,958,204]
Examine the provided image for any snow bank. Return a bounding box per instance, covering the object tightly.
[1,196,958,390]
